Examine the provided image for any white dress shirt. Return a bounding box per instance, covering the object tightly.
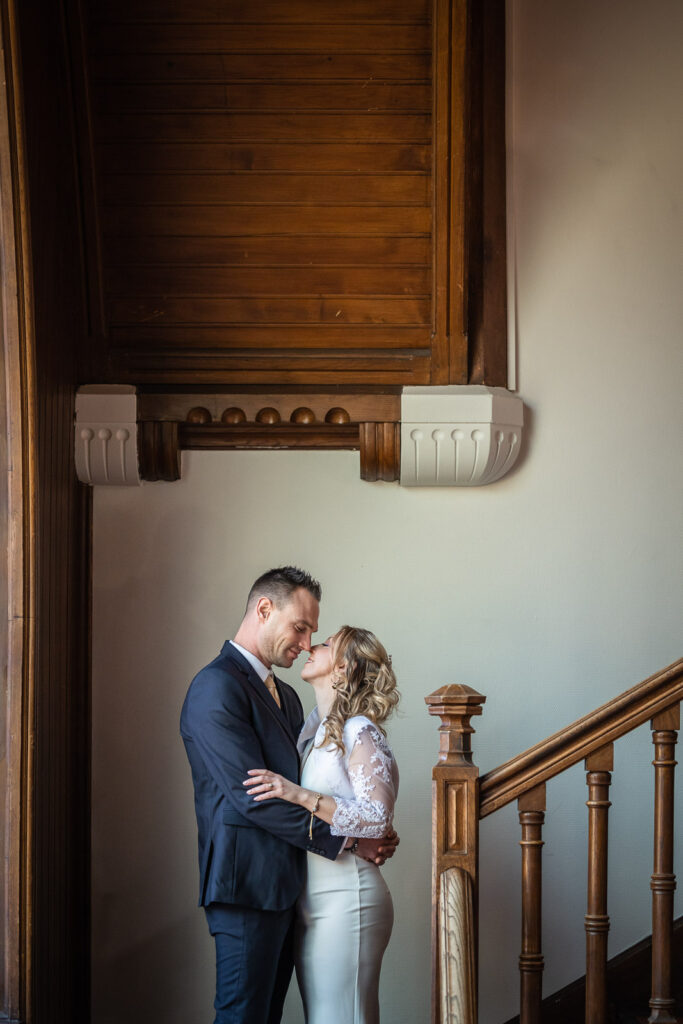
[229,640,271,683]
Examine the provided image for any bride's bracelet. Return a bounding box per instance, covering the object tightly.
[308,793,322,839]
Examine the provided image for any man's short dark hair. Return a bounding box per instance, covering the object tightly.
[246,566,322,612]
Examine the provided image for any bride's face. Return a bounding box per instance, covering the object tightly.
[300,635,336,686]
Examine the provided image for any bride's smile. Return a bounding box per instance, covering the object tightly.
[301,637,335,683]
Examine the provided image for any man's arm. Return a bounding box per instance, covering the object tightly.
[243,757,401,867]
[183,668,340,858]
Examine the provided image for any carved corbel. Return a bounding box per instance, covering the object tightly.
[74,386,141,485]
[401,385,524,486]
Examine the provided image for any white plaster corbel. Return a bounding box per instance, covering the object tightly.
[400,386,524,486]
[74,385,141,486]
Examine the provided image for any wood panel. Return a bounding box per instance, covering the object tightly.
[110,296,430,325]
[96,83,433,113]
[109,326,430,348]
[105,266,431,297]
[0,3,35,1017]
[119,352,432,386]
[102,204,430,236]
[98,141,431,173]
[468,0,508,383]
[104,234,431,265]
[97,112,432,142]
[91,0,430,22]
[77,0,507,389]
[14,0,93,1020]
[102,172,430,204]
[92,52,432,82]
[89,22,433,54]
[137,391,401,423]
[78,0,507,388]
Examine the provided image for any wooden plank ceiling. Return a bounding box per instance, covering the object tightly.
[81,0,467,388]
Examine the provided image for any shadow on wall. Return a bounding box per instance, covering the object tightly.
[93,909,213,1024]
[504,402,535,485]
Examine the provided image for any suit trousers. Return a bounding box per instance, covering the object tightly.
[205,902,296,1024]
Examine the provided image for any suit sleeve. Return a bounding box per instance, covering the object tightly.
[183,667,340,859]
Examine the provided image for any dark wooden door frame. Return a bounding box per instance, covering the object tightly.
[0,2,36,1019]
[2,2,93,1021]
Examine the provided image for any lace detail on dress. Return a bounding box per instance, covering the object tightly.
[329,722,398,838]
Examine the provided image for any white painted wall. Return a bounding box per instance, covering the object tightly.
[91,2,683,1021]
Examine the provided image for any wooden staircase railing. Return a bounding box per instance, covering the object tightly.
[425,657,683,1024]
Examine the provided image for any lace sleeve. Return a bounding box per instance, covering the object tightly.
[330,724,398,838]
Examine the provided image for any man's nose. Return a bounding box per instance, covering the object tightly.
[299,634,313,652]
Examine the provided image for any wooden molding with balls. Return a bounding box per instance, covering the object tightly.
[136,392,401,483]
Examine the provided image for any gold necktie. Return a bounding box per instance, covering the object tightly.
[264,672,281,709]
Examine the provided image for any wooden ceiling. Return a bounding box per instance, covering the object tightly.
[74,0,507,391]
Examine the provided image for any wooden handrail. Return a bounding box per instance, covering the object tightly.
[480,657,683,818]
[427,659,682,1024]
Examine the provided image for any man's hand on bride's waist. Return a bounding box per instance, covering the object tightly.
[351,829,400,866]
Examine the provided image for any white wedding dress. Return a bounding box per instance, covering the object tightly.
[295,709,399,1024]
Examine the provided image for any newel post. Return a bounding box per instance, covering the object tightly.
[425,685,486,1024]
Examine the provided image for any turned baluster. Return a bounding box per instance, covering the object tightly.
[518,783,546,1024]
[426,685,486,1024]
[648,703,679,1024]
[585,743,613,1024]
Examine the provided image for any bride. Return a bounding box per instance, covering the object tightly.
[245,625,400,1024]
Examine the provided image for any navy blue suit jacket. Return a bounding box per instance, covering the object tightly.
[180,641,340,912]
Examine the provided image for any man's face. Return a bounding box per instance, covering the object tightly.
[257,587,319,669]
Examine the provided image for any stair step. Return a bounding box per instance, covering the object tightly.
[635,1018,683,1023]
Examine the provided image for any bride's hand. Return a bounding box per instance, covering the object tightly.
[244,769,303,805]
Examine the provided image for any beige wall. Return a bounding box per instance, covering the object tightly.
[91,2,683,1021]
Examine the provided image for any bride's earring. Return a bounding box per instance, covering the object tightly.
[331,669,345,690]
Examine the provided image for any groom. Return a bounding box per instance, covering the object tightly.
[180,566,399,1024]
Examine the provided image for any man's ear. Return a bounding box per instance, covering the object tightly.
[255,596,272,622]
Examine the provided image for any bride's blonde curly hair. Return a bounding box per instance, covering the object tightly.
[318,625,399,754]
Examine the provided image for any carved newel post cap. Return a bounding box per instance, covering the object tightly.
[425,685,486,765]
[425,684,487,716]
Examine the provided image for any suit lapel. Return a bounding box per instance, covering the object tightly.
[222,643,299,749]
[273,674,303,739]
